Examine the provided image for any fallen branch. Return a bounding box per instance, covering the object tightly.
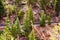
[32,26,46,40]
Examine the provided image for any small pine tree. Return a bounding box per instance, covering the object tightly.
[17,10,24,19]
[0,18,13,40]
[39,11,46,27]
[39,0,50,10]
[0,27,13,40]
[0,0,4,18]
[23,7,34,38]
[0,18,22,40]
[29,30,36,40]
[55,0,60,16]
[0,31,3,35]
[15,0,21,5]
[28,6,34,23]
[52,0,57,10]
[47,14,51,25]
[27,0,37,6]
[9,18,21,39]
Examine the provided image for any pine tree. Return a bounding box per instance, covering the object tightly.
[0,18,13,40]
[27,0,37,6]
[9,18,21,39]
[55,0,60,16]
[29,30,36,40]
[18,10,24,20]
[23,7,34,38]
[39,11,46,27]
[47,13,51,25]
[0,0,4,19]
[52,0,57,10]
[39,0,50,14]
[0,18,22,40]
[15,0,21,5]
